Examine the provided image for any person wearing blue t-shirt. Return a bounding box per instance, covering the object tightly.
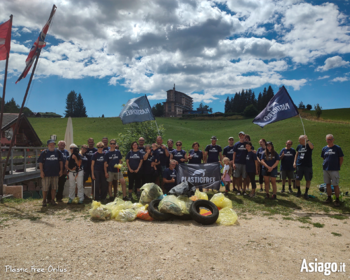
[104,139,128,201]
[257,139,267,192]
[102,137,110,152]
[261,142,280,199]
[138,137,146,185]
[170,141,187,165]
[91,142,108,202]
[86,138,98,197]
[163,160,177,193]
[188,142,203,164]
[232,131,248,195]
[204,136,223,163]
[143,144,160,184]
[155,136,170,188]
[223,137,235,191]
[279,140,296,193]
[38,140,63,207]
[66,143,84,204]
[126,141,143,200]
[166,139,174,168]
[321,134,344,207]
[245,142,258,198]
[55,141,69,203]
[293,135,314,199]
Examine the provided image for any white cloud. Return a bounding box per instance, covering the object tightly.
[332,77,349,82]
[316,56,349,72]
[0,0,350,103]
[317,75,330,80]
[21,27,31,33]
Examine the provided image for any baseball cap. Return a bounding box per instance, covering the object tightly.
[238,131,245,135]
[211,136,218,140]
[47,139,56,145]
[228,136,234,140]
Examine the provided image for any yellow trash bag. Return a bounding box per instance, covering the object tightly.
[89,200,111,220]
[196,190,208,200]
[216,207,238,226]
[210,193,232,209]
[115,209,137,222]
[178,195,193,214]
[158,195,184,216]
[139,183,163,205]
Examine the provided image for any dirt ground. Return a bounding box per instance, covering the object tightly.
[0,210,349,280]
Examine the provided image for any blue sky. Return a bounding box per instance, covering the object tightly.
[1,0,350,117]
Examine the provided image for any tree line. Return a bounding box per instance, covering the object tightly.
[65,91,87,117]
[0,97,32,116]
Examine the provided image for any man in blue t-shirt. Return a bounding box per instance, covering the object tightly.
[163,160,177,193]
[223,136,235,190]
[204,136,223,163]
[321,134,344,207]
[102,137,110,152]
[38,140,63,207]
[293,135,314,199]
[233,131,248,195]
[56,140,70,202]
[156,136,170,189]
[138,137,146,186]
[104,139,128,201]
[279,140,296,193]
[85,138,97,197]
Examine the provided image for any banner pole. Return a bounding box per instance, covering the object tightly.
[299,114,306,135]
[155,120,160,135]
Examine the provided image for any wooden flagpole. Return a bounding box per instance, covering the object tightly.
[0,15,13,196]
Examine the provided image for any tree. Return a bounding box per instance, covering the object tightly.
[116,121,165,156]
[243,104,258,118]
[75,93,87,117]
[151,103,164,117]
[102,114,105,118]
[298,101,305,109]
[196,102,212,113]
[65,91,77,117]
[306,104,312,110]
[314,104,322,119]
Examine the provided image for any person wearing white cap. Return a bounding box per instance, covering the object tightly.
[232,131,248,195]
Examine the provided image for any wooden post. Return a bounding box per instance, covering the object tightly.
[24,148,27,173]
[0,15,13,196]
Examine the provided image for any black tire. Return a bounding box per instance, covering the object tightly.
[190,199,219,225]
[175,214,192,221]
[148,199,173,221]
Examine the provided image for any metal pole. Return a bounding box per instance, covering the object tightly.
[299,114,306,135]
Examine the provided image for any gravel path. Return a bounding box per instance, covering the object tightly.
[0,210,349,279]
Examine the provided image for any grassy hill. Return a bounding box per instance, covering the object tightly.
[29,115,349,186]
[302,108,350,122]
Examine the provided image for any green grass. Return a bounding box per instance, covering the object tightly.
[29,115,350,186]
[331,232,342,237]
[307,108,350,122]
[312,222,324,228]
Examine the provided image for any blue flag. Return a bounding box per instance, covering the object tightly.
[253,86,299,128]
[119,95,155,125]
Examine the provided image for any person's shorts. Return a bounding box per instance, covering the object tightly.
[262,168,278,178]
[296,166,313,181]
[281,170,294,180]
[107,171,124,182]
[233,163,246,179]
[323,170,339,186]
[42,176,59,191]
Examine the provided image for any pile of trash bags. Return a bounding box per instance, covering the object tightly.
[88,182,238,226]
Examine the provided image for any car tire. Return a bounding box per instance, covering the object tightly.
[189,199,219,225]
[148,199,173,221]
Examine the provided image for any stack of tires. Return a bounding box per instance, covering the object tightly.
[148,199,219,225]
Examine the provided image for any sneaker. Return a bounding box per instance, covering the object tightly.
[233,188,238,192]
[265,193,270,199]
[324,197,333,204]
[67,199,73,204]
[128,193,133,200]
[304,193,309,200]
[289,188,293,193]
[281,189,285,193]
[56,199,63,203]
[296,192,301,197]
[243,192,247,196]
[42,201,47,207]
[50,200,57,206]
[334,200,340,207]
[78,200,84,204]
[270,194,277,200]
[260,188,264,192]
[237,192,241,196]
[249,193,255,198]
[123,196,129,201]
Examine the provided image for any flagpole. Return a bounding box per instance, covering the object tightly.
[145,94,160,135]
[0,15,13,196]
[299,114,306,135]
[2,51,42,181]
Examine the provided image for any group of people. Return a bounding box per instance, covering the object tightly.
[38,132,344,207]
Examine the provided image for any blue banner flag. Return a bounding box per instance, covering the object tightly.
[119,95,155,125]
[253,86,299,128]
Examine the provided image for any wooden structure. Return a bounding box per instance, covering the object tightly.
[163,84,193,117]
[1,146,42,185]
[1,113,42,147]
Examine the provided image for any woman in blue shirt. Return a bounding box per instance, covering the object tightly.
[261,141,280,200]
[91,142,108,202]
[257,138,267,192]
[170,141,187,165]
[188,142,203,164]
[126,141,143,200]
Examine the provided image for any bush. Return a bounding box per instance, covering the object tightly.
[243,104,258,118]
[314,104,322,119]
[116,121,165,156]
[306,104,312,110]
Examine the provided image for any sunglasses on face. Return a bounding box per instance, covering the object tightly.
[176,144,181,146]
[110,143,116,145]
[97,147,103,149]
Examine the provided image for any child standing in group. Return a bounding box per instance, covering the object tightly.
[222,157,231,195]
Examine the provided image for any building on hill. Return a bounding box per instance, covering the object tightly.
[1,113,42,146]
[35,112,62,118]
[163,85,193,117]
